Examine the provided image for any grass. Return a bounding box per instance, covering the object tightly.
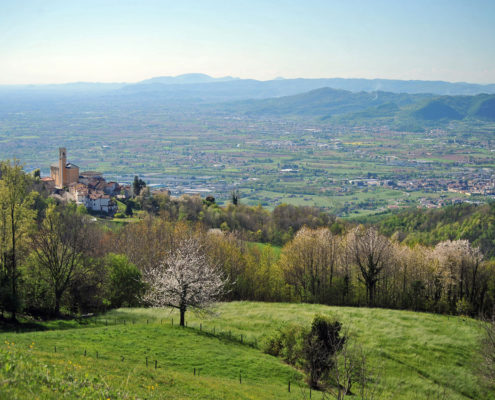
[1,302,491,399]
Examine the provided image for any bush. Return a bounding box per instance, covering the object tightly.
[262,323,306,366]
[456,298,473,316]
[263,314,347,390]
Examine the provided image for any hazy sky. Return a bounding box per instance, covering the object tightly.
[1,0,495,84]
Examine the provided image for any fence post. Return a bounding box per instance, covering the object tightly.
[84,349,86,356]
[154,360,157,369]
[240,334,243,343]
[200,323,202,331]
[54,345,56,353]
[96,351,99,359]
[146,356,148,367]
[239,370,242,384]
[288,380,290,392]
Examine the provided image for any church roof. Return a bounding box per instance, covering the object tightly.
[50,162,79,169]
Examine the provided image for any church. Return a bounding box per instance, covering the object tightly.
[50,147,80,188]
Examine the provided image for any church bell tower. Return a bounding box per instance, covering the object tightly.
[58,147,66,187]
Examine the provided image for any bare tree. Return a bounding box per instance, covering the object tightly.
[349,226,392,306]
[480,317,495,387]
[280,227,338,303]
[326,334,380,400]
[433,239,484,313]
[31,205,90,316]
[143,236,227,326]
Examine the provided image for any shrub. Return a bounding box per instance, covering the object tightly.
[262,323,306,366]
[302,314,346,389]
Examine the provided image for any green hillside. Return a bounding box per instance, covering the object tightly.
[413,99,463,120]
[378,202,495,257]
[1,302,489,399]
[225,87,495,127]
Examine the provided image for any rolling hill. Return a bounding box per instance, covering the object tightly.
[1,302,490,399]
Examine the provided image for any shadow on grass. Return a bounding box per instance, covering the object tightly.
[0,314,98,333]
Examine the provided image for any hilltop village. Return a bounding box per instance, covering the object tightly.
[41,148,127,215]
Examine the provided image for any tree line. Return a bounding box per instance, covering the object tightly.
[1,160,494,322]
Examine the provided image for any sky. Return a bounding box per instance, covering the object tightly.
[1,0,495,84]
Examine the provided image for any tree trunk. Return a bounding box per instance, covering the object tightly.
[54,291,61,316]
[180,306,185,327]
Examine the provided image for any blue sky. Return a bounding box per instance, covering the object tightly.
[1,0,494,84]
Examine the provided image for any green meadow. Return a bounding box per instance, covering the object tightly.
[1,302,490,399]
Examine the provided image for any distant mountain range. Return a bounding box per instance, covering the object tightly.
[118,76,495,101]
[1,74,494,98]
[0,74,494,128]
[139,73,240,85]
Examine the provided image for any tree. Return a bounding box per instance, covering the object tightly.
[30,205,90,315]
[0,160,36,320]
[480,317,495,389]
[302,315,346,389]
[433,239,484,314]
[231,189,240,206]
[125,201,133,216]
[105,253,144,308]
[132,175,146,197]
[143,236,226,326]
[280,227,339,303]
[349,227,392,306]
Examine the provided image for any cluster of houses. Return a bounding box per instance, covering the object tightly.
[41,148,129,215]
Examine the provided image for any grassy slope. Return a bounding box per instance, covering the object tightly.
[1,302,490,399]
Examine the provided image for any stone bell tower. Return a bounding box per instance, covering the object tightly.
[58,147,66,188]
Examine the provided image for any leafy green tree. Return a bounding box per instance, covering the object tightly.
[125,201,133,216]
[303,315,346,389]
[0,160,37,320]
[231,190,240,206]
[132,175,146,197]
[105,253,144,307]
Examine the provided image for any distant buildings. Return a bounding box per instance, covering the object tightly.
[50,147,79,188]
[43,148,123,215]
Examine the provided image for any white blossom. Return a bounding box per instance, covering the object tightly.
[143,236,226,325]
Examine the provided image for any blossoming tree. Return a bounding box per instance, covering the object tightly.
[143,236,226,326]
